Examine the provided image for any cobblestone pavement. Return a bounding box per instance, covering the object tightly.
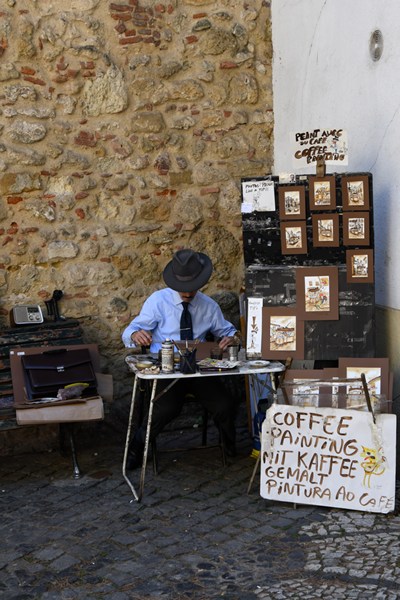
[1,415,400,600]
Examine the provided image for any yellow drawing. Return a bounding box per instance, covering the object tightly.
[360,446,386,487]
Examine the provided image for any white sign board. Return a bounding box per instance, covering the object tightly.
[261,404,396,513]
[291,128,348,167]
[241,179,275,213]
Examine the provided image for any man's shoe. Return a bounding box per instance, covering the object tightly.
[224,443,237,457]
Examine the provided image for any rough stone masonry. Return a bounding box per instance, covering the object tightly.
[0,0,273,405]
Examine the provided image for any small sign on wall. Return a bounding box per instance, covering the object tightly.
[261,404,396,513]
[241,179,275,213]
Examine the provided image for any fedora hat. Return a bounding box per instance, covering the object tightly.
[163,249,213,292]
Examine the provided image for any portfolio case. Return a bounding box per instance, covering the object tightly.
[21,348,97,400]
[10,344,110,425]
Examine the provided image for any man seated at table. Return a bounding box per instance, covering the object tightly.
[122,248,240,469]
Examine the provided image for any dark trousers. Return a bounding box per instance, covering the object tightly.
[133,376,236,451]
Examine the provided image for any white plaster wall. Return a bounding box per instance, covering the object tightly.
[272,0,400,310]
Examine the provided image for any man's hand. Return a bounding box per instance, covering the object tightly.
[131,330,152,347]
[218,331,242,351]
[218,336,236,351]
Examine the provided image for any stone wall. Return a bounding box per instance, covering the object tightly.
[0,0,273,406]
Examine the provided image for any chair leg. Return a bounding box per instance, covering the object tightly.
[151,438,158,475]
[149,404,224,469]
[201,406,208,446]
[220,439,227,466]
[201,408,226,466]
[212,423,226,467]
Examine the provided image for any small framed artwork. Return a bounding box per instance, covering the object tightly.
[342,212,370,246]
[278,186,306,220]
[342,175,370,211]
[296,266,339,320]
[346,249,374,283]
[309,176,336,210]
[262,307,304,359]
[338,357,390,401]
[312,213,339,247]
[280,221,307,255]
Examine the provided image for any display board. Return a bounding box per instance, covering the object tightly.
[242,173,375,361]
[260,404,396,513]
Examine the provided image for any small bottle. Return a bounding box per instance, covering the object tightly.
[161,339,174,373]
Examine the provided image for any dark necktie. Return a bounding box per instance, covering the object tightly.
[180,302,193,340]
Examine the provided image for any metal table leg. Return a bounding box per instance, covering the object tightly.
[123,376,180,502]
[122,375,140,501]
[138,378,158,501]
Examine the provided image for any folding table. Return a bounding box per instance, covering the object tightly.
[123,355,286,501]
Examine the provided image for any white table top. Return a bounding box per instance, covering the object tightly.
[125,354,285,379]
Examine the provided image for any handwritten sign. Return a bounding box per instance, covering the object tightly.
[246,297,263,357]
[291,128,348,167]
[261,404,396,513]
[241,179,275,213]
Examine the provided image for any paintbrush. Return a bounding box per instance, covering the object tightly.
[171,339,184,357]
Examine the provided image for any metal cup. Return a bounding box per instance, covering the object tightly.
[228,345,239,361]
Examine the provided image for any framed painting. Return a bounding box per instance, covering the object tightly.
[278,186,306,220]
[296,266,339,320]
[261,307,304,360]
[342,175,370,211]
[342,212,370,246]
[346,249,374,283]
[338,357,390,402]
[280,221,307,255]
[312,213,339,247]
[309,176,336,210]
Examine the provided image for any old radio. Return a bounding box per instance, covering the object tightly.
[10,305,44,326]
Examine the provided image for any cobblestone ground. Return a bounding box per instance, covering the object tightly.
[1,415,399,600]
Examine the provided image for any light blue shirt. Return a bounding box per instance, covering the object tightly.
[122,288,236,352]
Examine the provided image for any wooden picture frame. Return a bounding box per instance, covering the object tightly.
[338,357,390,401]
[278,186,306,220]
[342,175,370,211]
[296,266,339,320]
[309,176,336,210]
[262,307,304,359]
[312,213,339,247]
[280,221,307,255]
[346,249,374,283]
[342,212,370,246]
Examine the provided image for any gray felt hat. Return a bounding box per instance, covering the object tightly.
[163,249,213,292]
